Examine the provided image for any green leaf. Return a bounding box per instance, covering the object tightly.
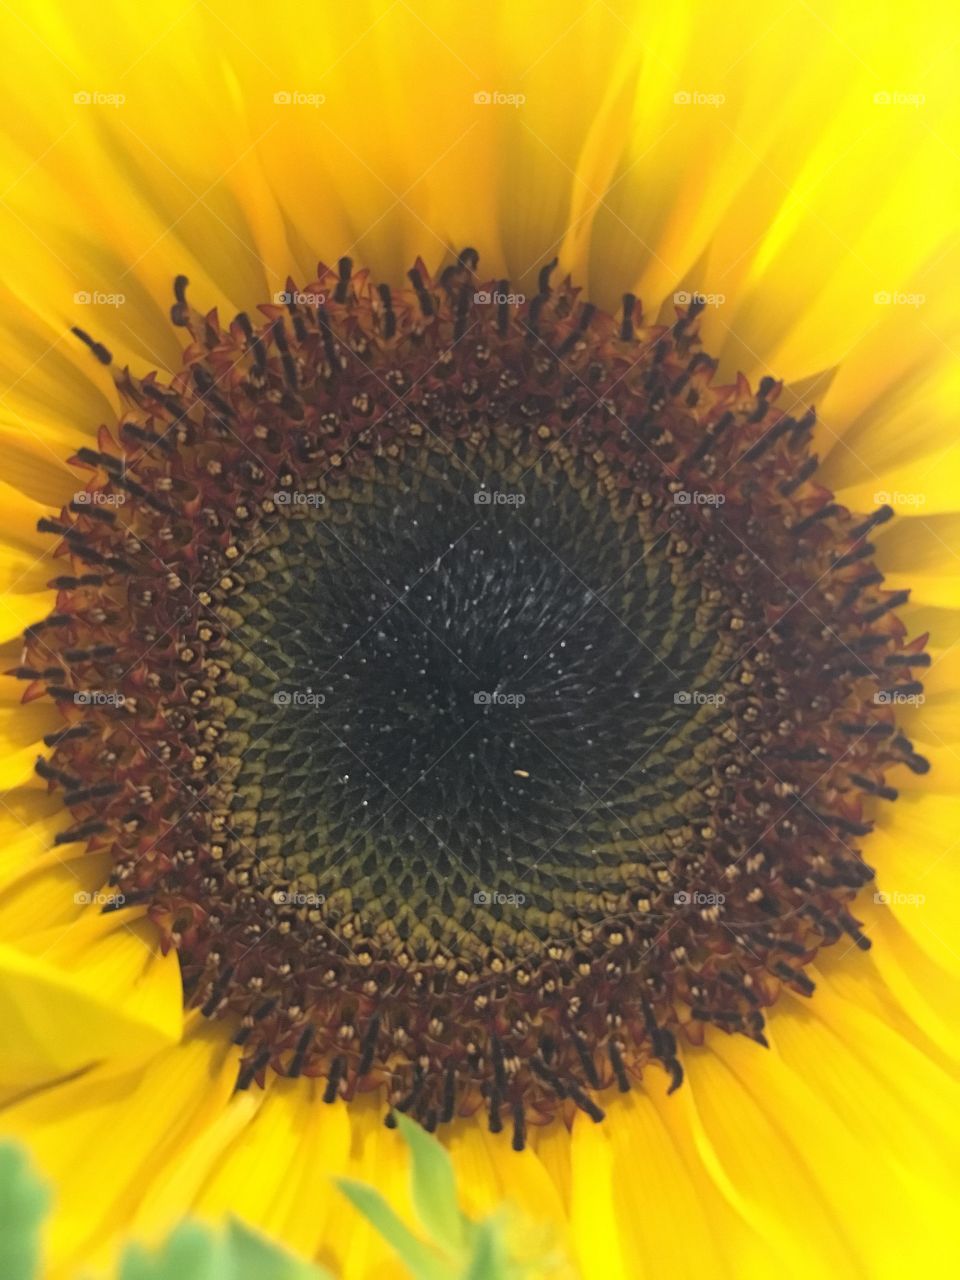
[119,1220,332,1280]
[393,1114,464,1252]
[0,1141,49,1280]
[226,1219,333,1280]
[336,1178,449,1280]
[119,1223,231,1280]
[461,1218,506,1280]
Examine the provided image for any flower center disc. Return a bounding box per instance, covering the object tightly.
[24,252,928,1148]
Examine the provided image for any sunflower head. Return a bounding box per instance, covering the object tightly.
[19,249,930,1154]
[1,3,958,1278]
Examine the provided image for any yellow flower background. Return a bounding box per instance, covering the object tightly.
[0,1,958,1277]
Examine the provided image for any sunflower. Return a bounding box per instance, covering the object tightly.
[1,1,958,1277]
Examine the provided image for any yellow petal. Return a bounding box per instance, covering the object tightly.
[681,1043,854,1271]
[865,794,960,974]
[0,845,112,940]
[569,1115,627,1280]
[708,1008,959,1277]
[189,1078,352,1264]
[606,1089,726,1280]
[0,1019,234,1279]
[0,913,180,1088]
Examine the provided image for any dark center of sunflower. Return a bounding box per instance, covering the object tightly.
[23,252,928,1149]
[227,449,715,897]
